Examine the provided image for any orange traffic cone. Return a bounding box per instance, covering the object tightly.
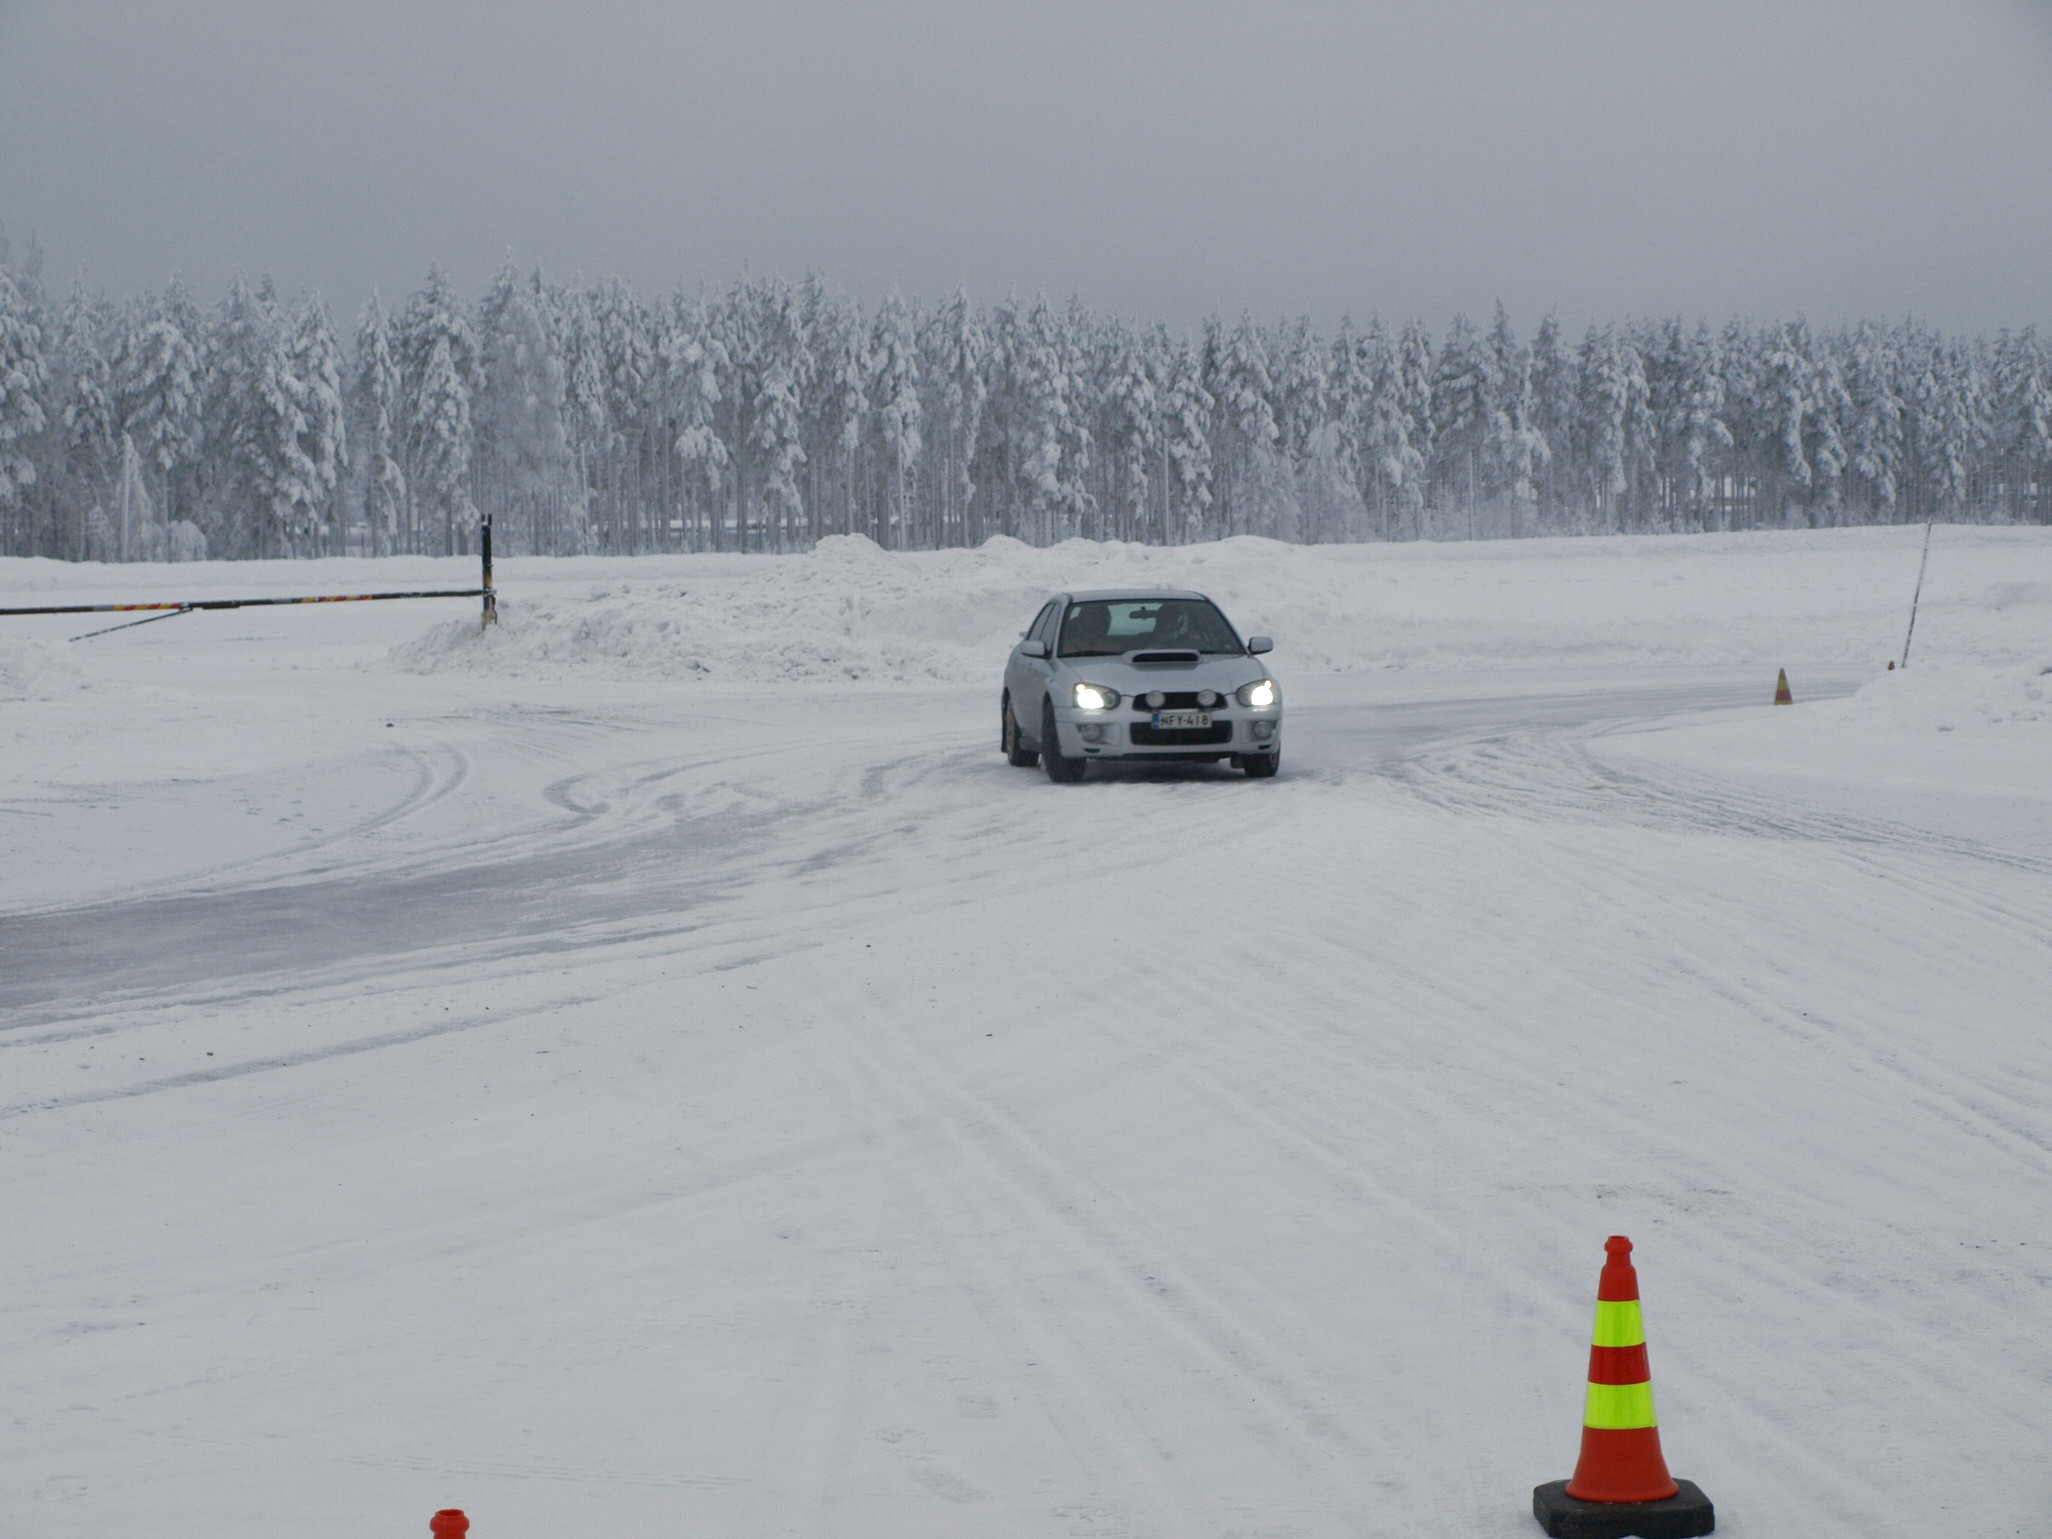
[430,1512,469,1539]
[1773,669,1793,705]
[1532,1237,1713,1538]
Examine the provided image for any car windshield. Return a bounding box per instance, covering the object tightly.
[1057,599,1243,658]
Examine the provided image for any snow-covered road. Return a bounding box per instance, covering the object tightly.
[6,671,1796,1018]
[4,532,2049,1539]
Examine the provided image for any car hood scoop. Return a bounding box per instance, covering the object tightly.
[1129,650,1201,665]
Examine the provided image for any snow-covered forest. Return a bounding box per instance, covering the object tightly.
[0,231,2047,561]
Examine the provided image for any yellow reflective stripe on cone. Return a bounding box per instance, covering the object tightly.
[1583,1380,1659,1430]
[1590,1300,1645,1347]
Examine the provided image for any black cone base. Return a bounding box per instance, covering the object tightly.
[1532,1478,1714,1538]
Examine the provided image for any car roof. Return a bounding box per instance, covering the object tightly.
[1060,589,1213,604]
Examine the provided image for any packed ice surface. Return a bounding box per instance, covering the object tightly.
[1,525,2048,1539]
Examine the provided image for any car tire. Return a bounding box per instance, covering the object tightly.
[1241,751,1279,779]
[1003,693,1038,766]
[1041,698,1084,783]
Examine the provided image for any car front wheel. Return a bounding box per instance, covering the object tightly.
[1003,693,1038,766]
[1041,698,1083,783]
[1241,751,1279,779]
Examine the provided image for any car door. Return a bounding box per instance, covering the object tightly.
[1006,600,1056,733]
[1021,597,1064,739]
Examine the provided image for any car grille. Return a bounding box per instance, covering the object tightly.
[1129,691,1226,711]
[1130,721,1234,746]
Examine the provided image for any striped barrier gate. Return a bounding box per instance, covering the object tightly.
[0,518,498,639]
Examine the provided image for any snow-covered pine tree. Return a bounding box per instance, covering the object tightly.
[112,430,154,561]
[1091,317,1156,543]
[1906,336,1989,520]
[1798,325,1852,526]
[1270,319,1325,470]
[1204,313,1287,539]
[867,294,920,548]
[110,289,198,534]
[286,294,347,553]
[798,276,866,542]
[1992,327,2051,523]
[1528,312,1577,525]
[664,294,730,548]
[1670,322,1733,529]
[1430,312,1499,531]
[1579,323,1652,530]
[1715,319,1766,528]
[560,284,609,549]
[591,275,654,549]
[1391,320,1436,538]
[918,288,986,547]
[1843,320,1902,522]
[1272,317,1348,542]
[1156,328,1213,543]
[353,290,407,555]
[1051,299,1097,541]
[706,276,811,550]
[1758,321,1815,526]
[1325,318,1369,533]
[1342,318,1395,539]
[397,266,478,554]
[474,260,574,553]
[203,272,312,557]
[750,281,810,552]
[982,297,1082,544]
[55,276,116,556]
[0,265,50,527]
[1484,303,1547,534]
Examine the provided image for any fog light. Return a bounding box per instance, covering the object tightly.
[1252,719,1276,740]
[1078,722,1107,743]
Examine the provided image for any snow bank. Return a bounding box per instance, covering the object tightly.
[1824,654,2052,731]
[0,637,89,700]
[387,525,2052,686]
[1602,645,2052,812]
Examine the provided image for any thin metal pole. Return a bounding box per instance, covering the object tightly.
[71,605,196,641]
[481,514,496,630]
[1901,518,1935,668]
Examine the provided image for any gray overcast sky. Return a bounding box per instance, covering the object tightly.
[2,0,2049,335]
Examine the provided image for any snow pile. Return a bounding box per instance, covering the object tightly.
[389,526,2052,686]
[390,534,1336,685]
[1818,654,2052,732]
[0,636,89,700]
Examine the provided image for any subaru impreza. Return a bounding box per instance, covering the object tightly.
[1000,590,1281,781]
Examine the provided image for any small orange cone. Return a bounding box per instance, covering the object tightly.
[430,1512,469,1539]
[1773,669,1793,705]
[1533,1237,1713,1537]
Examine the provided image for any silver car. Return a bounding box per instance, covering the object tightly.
[1000,590,1282,781]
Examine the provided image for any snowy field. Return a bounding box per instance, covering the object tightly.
[2,525,2049,1539]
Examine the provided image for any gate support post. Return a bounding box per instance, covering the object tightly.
[480,515,496,630]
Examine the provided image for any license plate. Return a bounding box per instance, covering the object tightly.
[1153,710,1211,729]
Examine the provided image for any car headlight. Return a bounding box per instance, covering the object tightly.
[1072,682,1120,711]
[1236,678,1278,709]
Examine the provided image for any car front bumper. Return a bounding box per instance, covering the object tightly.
[1050,709,1281,760]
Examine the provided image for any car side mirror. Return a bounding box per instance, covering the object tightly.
[1019,639,1048,659]
[1247,636,1274,655]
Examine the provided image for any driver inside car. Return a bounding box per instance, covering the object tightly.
[1061,603,1113,655]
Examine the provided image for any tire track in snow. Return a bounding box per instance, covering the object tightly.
[818,1020,1240,1539]
[825,992,1418,1537]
